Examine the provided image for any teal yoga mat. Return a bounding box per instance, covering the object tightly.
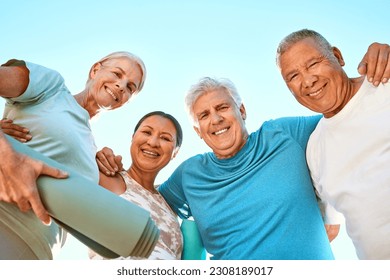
[7,136,159,259]
[181,219,206,260]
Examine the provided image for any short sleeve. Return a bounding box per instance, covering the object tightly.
[158,162,192,219]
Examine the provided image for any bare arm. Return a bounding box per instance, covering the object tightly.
[0,63,29,98]
[98,170,125,195]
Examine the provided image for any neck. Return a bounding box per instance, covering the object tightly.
[74,90,99,119]
[215,131,249,159]
[127,167,158,194]
[323,76,365,118]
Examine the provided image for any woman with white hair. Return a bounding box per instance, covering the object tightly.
[0,51,146,259]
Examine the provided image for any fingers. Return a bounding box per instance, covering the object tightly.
[13,179,52,225]
[114,155,124,171]
[369,44,389,86]
[1,118,32,142]
[96,157,114,176]
[383,55,390,84]
[28,191,52,225]
[24,158,66,224]
[96,147,119,176]
[40,163,68,179]
[358,43,390,86]
[16,198,32,212]
[357,60,368,76]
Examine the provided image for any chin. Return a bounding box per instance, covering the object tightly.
[99,104,114,111]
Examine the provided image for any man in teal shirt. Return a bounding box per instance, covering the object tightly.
[159,77,331,259]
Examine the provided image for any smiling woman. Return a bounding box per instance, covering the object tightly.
[91,111,184,260]
[0,51,147,260]
[75,51,146,116]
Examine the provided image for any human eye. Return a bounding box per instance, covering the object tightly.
[219,104,229,111]
[141,129,151,135]
[161,135,173,142]
[127,84,136,94]
[286,72,298,83]
[308,58,321,69]
[197,112,208,120]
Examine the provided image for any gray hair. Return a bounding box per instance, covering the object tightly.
[185,77,243,126]
[93,51,147,93]
[276,29,335,69]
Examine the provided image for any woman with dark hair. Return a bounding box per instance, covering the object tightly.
[90,111,184,260]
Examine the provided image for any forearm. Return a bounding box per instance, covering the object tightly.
[0,132,14,158]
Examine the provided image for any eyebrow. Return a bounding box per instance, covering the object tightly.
[141,125,174,138]
[196,109,209,118]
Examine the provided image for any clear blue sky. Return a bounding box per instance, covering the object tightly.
[1,0,389,260]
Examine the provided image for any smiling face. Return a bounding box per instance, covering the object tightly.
[130,115,178,174]
[88,57,143,111]
[279,37,350,118]
[192,89,248,159]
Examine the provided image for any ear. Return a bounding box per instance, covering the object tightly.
[332,47,345,67]
[193,125,202,139]
[171,147,180,159]
[239,103,247,121]
[89,62,102,79]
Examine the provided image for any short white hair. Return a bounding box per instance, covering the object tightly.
[93,51,147,93]
[185,77,243,126]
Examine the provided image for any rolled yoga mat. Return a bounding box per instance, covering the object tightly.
[181,219,207,260]
[7,136,159,259]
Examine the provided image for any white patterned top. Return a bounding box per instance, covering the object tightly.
[89,171,182,260]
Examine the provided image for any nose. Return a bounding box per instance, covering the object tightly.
[210,112,223,124]
[302,72,318,88]
[147,135,160,147]
[115,80,132,102]
[115,80,126,93]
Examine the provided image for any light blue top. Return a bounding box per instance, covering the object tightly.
[0,60,99,259]
[3,61,98,181]
[159,116,334,260]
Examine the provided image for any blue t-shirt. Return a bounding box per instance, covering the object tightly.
[159,116,334,260]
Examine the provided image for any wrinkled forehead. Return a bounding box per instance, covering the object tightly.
[196,88,233,105]
[279,39,324,72]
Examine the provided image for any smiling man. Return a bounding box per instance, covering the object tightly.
[276,29,390,259]
[159,76,336,260]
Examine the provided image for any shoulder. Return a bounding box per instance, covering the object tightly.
[98,171,126,195]
[179,153,207,167]
[263,115,321,128]
[24,61,64,83]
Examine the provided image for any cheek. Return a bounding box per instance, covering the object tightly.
[162,145,176,158]
[288,82,300,96]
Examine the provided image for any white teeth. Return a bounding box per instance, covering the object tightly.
[143,150,158,156]
[214,128,228,135]
[308,87,323,97]
[106,88,118,101]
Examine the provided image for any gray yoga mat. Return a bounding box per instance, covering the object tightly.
[7,136,159,258]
